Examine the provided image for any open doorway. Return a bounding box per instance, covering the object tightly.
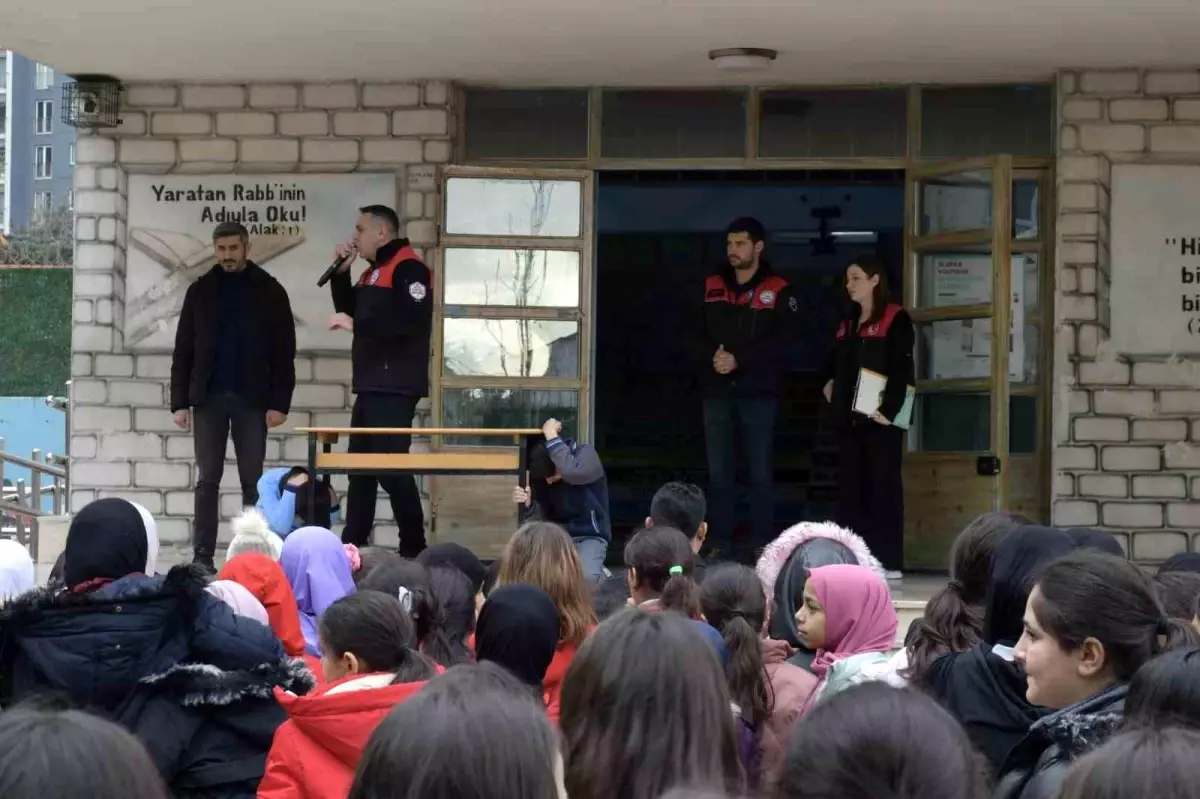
[593,169,906,556]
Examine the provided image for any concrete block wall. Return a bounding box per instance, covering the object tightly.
[70,81,455,549]
[1055,68,1200,562]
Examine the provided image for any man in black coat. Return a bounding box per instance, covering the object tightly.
[171,222,296,571]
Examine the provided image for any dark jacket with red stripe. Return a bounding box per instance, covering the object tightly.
[699,263,798,397]
[825,302,915,427]
[330,238,433,397]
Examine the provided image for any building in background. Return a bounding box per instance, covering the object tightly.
[1,51,75,235]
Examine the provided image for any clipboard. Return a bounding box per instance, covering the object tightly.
[852,368,915,430]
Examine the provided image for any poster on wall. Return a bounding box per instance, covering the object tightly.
[124,174,397,351]
[1111,164,1200,355]
[925,254,1026,381]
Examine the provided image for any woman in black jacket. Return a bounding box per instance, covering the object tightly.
[823,254,914,575]
[0,498,313,799]
[995,550,1168,799]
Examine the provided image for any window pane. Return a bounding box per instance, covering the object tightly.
[443,318,579,378]
[1019,252,1039,315]
[914,394,990,451]
[1013,179,1039,239]
[918,316,1028,381]
[921,85,1053,158]
[919,251,993,307]
[919,170,992,235]
[444,248,580,307]
[1010,395,1038,455]
[464,90,589,160]
[443,388,578,447]
[445,178,581,237]
[601,90,746,159]
[759,89,907,157]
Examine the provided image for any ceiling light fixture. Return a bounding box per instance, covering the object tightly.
[709,48,778,72]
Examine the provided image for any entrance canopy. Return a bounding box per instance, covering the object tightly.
[3,0,1199,85]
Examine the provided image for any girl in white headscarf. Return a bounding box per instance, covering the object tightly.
[129,501,160,576]
[0,539,35,604]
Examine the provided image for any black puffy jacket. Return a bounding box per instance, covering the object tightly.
[994,684,1126,799]
[0,565,314,798]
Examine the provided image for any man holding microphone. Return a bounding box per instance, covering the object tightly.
[328,205,432,557]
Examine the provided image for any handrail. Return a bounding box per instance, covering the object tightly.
[0,451,66,478]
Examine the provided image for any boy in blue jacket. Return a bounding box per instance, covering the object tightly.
[255,466,338,537]
[513,418,610,581]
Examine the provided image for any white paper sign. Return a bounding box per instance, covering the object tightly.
[124,173,397,351]
[1111,164,1200,355]
[926,254,1026,381]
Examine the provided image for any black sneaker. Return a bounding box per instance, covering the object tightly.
[192,554,216,576]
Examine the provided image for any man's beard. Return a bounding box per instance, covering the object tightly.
[729,256,755,270]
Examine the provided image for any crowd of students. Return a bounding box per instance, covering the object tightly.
[0,482,1199,799]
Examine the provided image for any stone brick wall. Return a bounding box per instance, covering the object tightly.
[1055,68,1200,561]
[70,81,454,549]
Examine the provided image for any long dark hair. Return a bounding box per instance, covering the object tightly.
[357,557,456,668]
[700,564,772,731]
[1125,645,1200,731]
[349,662,560,799]
[319,591,436,682]
[906,512,1030,684]
[0,709,169,799]
[560,609,744,799]
[624,526,699,617]
[1032,551,1165,683]
[427,566,476,666]
[848,253,892,325]
[778,683,988,799]
[1060,728,1200,799]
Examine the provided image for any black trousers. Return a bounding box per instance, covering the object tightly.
[193,393,266,558]
[341,393,427,557]
[836,423,905,571]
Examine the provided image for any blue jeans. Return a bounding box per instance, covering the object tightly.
[573,536,609,582]
[704,396,778,554]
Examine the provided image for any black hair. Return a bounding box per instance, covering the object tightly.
[905,512,1030,685]
[1059,728,1200,799]
[649,482,707,540]
[358,204,400,236]
[1154,571,1200,621]
[357,557,456,668]
[482,560,502,597]
[699,564,773,732]
[286,469,334,529]
[0,709,169,799]
[726,216,765,244]
[212,221,249,242]
[847,253,891,324]
[527,439,557,483]
[354,547,402,586]
[778,683,988,799]
[350,662,560,799]
[427,566,476,666]
[593,574,632,620]
[1032,550,1166,683]
[319,591,436,682]
[1125,645,1200,730]
[624,526,699,617]
[560,609,744,799]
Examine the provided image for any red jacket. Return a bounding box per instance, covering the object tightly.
[257,673,427,799]
[542,641,578,723]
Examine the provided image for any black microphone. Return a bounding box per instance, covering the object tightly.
[317,252,354,288]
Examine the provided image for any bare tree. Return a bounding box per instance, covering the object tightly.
[0,208,74,265]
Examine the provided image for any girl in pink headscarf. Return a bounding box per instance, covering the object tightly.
[796,564,899,711]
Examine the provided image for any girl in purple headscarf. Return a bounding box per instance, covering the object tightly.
[280,526,357,656]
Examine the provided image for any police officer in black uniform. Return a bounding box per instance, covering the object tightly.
[329,205,432,556]
[698,217,798,559]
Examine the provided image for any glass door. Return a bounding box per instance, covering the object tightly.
[903,157,1016,568]
[430,166,594,555]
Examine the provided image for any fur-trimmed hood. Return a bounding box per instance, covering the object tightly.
[0,563,288,712]
[755,520,884,598]
[142,658,314,708]
[1031,683,1126,757]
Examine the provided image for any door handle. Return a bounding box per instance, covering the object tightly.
[976,455,1001,476]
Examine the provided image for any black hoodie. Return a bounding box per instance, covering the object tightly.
[697,261,798,397]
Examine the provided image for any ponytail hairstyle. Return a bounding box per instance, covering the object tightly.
[624,526,699,618]
[427,566,477,667]
[318,591,436,682]
[699,563,773,731]
[1032,551,1166,684]
[356,557,455,668]
[905,512,1029,685]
